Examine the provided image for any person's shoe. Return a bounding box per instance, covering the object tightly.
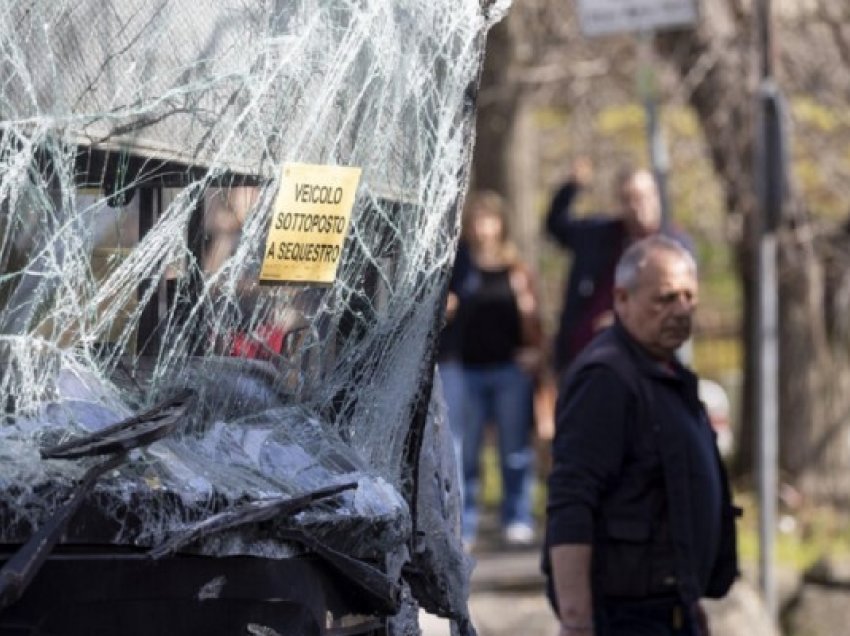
[462,534,476,553]
[503,522,534,546]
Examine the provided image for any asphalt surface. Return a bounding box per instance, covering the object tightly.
[420,515,558,636]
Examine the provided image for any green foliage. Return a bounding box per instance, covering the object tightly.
[793,98,842,133]
[534,106,570,131]
[789,96,850,221]
[735,492,850,571]
[665,108,702,138]
[481,443,501,509]
[595,104,647,147]
[693,337,741,381]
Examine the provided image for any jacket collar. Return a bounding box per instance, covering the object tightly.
[610,321,695,385]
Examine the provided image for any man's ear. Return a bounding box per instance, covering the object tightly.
[613,286,628,317]
[613,286,628,305]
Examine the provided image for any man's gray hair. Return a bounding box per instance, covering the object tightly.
[614,235,696,290]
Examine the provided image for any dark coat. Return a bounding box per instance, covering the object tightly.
[542,324,739,605]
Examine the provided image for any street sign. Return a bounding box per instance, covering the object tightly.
[577,0,699,37]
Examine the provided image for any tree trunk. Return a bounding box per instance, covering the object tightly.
[658,6,850,506]
[655,9,760,479]
[474,20,518,195]
[473,18,538,258]
[779,229,850,505]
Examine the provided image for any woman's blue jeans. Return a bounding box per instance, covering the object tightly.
[461,361,534,540]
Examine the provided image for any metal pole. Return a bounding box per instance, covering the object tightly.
[638,30,672,227]
[756,0,779,622]
[757,231,779,621]
[759,0,775,79]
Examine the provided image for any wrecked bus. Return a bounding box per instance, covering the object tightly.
[0,1,506,633]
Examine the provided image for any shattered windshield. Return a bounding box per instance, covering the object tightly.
[0,0,506,593]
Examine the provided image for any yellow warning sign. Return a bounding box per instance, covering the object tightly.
[260,162,362,285]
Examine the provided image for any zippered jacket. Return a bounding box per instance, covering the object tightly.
[542,323,739,604]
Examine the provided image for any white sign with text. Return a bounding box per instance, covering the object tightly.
[577,0,699,37]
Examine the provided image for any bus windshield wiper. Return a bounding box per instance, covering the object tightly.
[150,480,402,613]
[0,389,195,612]
[149,481,358,559]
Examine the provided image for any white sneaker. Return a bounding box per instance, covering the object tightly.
[503,522,534,546]
[462,535,476,553]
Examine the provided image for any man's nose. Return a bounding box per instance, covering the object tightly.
[672,294,696,314]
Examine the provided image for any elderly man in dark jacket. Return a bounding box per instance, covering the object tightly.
[546,159,691,374]
[543,236,738,636]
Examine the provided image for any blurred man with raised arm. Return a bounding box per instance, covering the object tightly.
[546,159,692,375]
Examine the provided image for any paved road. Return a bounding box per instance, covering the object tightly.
[418,540,789,636]
[420,519,558,636]
[420,589,557,636]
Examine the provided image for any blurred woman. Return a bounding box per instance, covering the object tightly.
[458,191,542,549]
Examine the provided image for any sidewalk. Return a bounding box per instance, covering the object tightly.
[420,512,558,636]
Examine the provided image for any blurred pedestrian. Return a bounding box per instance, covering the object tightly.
[458,190,542,549]
[543,236,739,636]
[545,158,691,375]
